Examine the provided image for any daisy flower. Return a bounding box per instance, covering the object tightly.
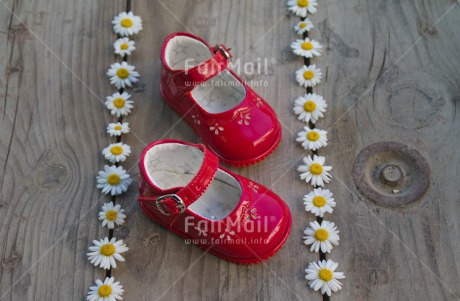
[107,122,130,136]
[293,93,327,124]
[112,11,143,36]
[296,127,328,151]
[303,220,340,253]
[102,142,132,163]
[287,0,318,17]
[291,38,322,58]
[107,61,140,89]
[305,260,345,296]
[105,92,134,117]
[296,64,322,88]
[87,277,124,301]
[303,188,336,217]
[298,155,332,187]
[99,202,126,229]
[97,165,133,196]
[87,237,129,270]
[294,19,313,35]
[114,37,136,57]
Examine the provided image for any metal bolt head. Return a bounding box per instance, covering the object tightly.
[352,141,430,208]
[381,165,403,186]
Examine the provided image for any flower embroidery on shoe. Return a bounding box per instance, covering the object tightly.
[209,123,224,135]
[194,224,208,237]
[255,97,263,107]
[248,182,260,193]
[240,203,249,216]
[248,208,258,220]
[219,227,235,240]
[237,113,251,125]
[238,203,254,222]
[191,114,201,124]
[244,208,258,221]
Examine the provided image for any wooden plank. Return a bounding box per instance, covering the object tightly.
[115,0,320,300]
[2,0,459,300]
[0,0,126,300]
[314,0,460,300]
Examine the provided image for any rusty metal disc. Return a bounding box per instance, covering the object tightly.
[352,141,430,208]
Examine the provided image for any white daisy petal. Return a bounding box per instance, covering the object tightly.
[305,260,345,296]
[87,277,124,301]
[87,237,129,270]
[112,253,125,261]
[315,279,325,291]
[99,202,126,229]
[293,93,327,124]
[102,143,132,163]
[303,220,340,253]
[287,0,318,17]
[107,61,140,89]
[298,155,332,187]
[296,64,322,88]
[291,38,322,58]
[96,165,133,196]
[294,19,314,35]
[105,92,135,117]
[107,122,130,136]
[112,11,143,36]
[296,126,328,151]
[114,37,136,57]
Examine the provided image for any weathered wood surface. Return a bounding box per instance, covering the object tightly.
[116,1,318,300]
[0,0,459,300]
[0,0,126,300]
[315,0,460,300]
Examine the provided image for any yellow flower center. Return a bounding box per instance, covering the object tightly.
[120,43,129,50]
[105,210,118,221]
[107,174,121,185]
[318,268,333,282]
[307,131,320,141]
[98,284,112,297]
[121,18,133,28]
[314,229,329,241]
[100,243,116,256]
[114,125,122,130]
[297,0,309,7]
[117,68,130,79]
[301,42,313,50]
[303,70,314,80]
[303,101,316,113]
[313,196,327,207]
[299,22,307,29]
[310,163,323,175]
[110,146,123,155]
[113,98,125,108]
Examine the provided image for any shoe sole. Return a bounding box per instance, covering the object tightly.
[139,202,292,264]
[160,85,282,167]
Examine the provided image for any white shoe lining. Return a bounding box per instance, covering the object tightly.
[144,143,241,220]
[164,36,246,114]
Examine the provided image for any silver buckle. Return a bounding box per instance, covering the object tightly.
[155,194,186,216]
[216,44,231,60]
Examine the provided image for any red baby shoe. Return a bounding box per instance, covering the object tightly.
[138,140,292,264]
[160,32,282,166]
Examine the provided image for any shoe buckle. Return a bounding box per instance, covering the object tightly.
[155,194,186,216]
[216,44,232,60]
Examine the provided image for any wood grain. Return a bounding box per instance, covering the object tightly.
[1,0,460,300]
[314,0,460,300]
[0,0,126,300]
[115,0,319,300]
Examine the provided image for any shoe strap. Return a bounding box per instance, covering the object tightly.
[139,143,220,216]
[185,44,232,88]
